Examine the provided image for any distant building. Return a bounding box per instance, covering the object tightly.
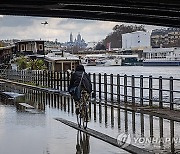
[64,33,87,49]
[15,40,45,55]
[151,28,180,48]
[0,46,14,68]
[122,31,151,50]
[86,41,98,50]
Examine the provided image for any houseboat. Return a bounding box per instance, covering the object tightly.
[44,51,81,72]
[15,40,45,55]
[143,47,180,66]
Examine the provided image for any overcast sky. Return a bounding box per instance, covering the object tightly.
[0,15,164,43]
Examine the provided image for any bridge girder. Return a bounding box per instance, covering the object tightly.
[0,1,180,27]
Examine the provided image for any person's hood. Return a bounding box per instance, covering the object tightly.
[75,65,85,72]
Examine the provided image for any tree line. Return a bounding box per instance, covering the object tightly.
[95,24,146,50]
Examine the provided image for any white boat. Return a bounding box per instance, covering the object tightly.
[143,47,180,66]
[82,54,106,66]
[82,54,122,66]
[96,55,122,66]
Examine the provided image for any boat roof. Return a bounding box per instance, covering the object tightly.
[84,54,107,58]
[143,47,180,53]
[45,52,80,61]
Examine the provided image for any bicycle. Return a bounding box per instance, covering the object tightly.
[76,90,89,129]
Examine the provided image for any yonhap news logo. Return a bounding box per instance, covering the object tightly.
[117,133,180,148]
[117,133,131,148]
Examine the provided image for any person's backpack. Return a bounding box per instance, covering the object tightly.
[69,86,81,101]
[82,74,92,94]
[69,72,84,101]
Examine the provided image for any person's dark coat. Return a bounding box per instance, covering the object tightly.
[68,65,92,94]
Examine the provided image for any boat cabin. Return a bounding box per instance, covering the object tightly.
[44,52,81,72]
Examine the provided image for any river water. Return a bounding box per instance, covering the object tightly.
[85,66,180,78]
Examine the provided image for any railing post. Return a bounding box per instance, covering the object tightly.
[93,73,96,98]
[47,71,50,88]
[117,74,120,103]
[131,75,135,106]
[99,73,101,100]
[51,71,53,89]
[149,75,153,106]
[67,71,70,90]
[124,74,127,103]
[170,77,174,110]
[159,76,163,108]
[140,75,143,106]
[40,70,42,86]
[104,73,107,103]
[60,72,63,91]
[110,74,113,102]
[35,70,38,85]
[64,72,66,91]
[54,71,56,89]
[57,72,60,90]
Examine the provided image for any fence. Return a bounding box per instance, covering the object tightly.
[0,69,180,110]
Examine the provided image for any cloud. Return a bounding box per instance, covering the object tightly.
[0,15,165,42]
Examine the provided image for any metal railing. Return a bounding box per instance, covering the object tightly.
[0,69,180,110]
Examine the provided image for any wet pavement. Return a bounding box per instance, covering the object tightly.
[0,102,128,154]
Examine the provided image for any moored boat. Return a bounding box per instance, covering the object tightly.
[143,47,180,66]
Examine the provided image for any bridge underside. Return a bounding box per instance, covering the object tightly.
[1,0,180,27]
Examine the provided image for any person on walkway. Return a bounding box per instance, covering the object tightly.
[68,64,92,115]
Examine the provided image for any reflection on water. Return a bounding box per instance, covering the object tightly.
[1,83,180,153]
[76,131,90,154]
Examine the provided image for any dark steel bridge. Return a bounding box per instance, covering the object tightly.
[0,0,180,27]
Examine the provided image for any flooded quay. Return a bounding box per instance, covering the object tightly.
[0,83,180,154]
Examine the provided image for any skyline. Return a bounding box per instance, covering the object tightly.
[0,15,164,43]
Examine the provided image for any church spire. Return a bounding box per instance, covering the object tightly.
[70,32,73,42]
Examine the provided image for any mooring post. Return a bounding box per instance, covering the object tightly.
[124,74,127,103]
[159,76,163,108]
[149,75,153,106]
[170,77,174,110]
[131,75,135,106]
[140,75,143,106]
